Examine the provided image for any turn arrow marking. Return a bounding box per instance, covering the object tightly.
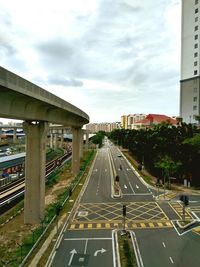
[94,248,106,256]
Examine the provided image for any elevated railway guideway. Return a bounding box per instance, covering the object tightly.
[0,66,90,224]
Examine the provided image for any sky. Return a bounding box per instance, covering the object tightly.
[0,0,181,123]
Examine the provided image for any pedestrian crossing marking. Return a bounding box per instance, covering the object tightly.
[68,221,172,230]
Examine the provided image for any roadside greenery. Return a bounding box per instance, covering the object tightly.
[118,232,137,267]
[90,131,106,147]
[109,122,200,186]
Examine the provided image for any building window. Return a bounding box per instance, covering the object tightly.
[194,96,197,102]
[194,87,197,92]
[195,25,198,31]
[194,70,198,75]
[194,52,198,57]
[195,8,198,14]
[195,17,199,22]
[194,61,198,66]
[195,34,198,40]
[193,105,197,110]
[195,0,198,4]
[194,43,198,48]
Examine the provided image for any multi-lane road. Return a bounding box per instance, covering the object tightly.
[48,139,200,267]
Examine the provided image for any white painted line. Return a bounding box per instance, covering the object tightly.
[84,239,88,254]
[105,169,107,172]
[129,181,135,194]
[136,184,139,189]
[124,184,127,189]
[64,238,112,241]
[123,193,152,196]
[169,257,174,264]
[162,242,166,248]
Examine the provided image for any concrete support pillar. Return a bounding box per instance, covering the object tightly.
[60,129,64,148]
[85,131,89,150]
[13,128,17,143]
[72,127,81,176]
[79,130,84,159]
[50,131,53,148]
[53,132,58,149]
[23,121,48,224]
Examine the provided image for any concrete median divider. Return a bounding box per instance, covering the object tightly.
[108,148,122,198]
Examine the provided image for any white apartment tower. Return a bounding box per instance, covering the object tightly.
[180,0,200,123]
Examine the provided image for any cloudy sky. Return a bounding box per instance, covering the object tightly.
[0,0,181,123]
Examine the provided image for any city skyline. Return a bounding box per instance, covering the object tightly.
[0,0,180,123]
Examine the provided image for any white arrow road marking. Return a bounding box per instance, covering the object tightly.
[105,169,107,172]
[169,257,174,264]
[136,184,139,189]
[68,249,77,266]
[124,184,127,189]
[162,242,166,248]
[94,248,106,256]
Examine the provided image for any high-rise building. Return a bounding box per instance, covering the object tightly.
[180,0,200,123]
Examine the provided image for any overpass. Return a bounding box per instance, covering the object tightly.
[0,66,89,224]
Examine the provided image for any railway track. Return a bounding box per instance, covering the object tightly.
[0,151,72,214]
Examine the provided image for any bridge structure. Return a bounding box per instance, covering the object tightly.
[0,66,89,224]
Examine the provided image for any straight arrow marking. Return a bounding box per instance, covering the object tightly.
[68,249,77,266]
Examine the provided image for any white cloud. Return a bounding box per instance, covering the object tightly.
[0,0,181,123]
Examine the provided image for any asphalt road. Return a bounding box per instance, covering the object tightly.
[49,138,200,267]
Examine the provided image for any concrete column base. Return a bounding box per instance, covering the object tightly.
[23,121,48,224]
[72,127,81,176]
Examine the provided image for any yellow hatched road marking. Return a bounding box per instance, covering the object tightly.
[79,224,84,229]
[149,223,154,228]
[132,223,137,228]
[166,222,172,227]
[88,224,92,229]
[157,222,163,227]
[140,223,146,228]
[70,224,75,230]
[97,223,101,229]
[105,223,110,229]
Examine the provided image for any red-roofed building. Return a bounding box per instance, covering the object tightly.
[134,114,177,130]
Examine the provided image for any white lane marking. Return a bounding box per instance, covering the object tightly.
[124,184,127,189]
[105,169,107,172]
[84,239,88,254]
[162,242,166,248]
[64,238,112,241]
[129,181,135,194]
[136,184,139,189]
[169,257,174,264]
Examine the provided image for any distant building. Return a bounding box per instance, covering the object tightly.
[121,115,128,129]
[134,114,177,130]
[86,122,121,133]
[180,0,200,124]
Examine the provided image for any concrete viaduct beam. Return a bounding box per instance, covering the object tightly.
[0,67,89,224]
